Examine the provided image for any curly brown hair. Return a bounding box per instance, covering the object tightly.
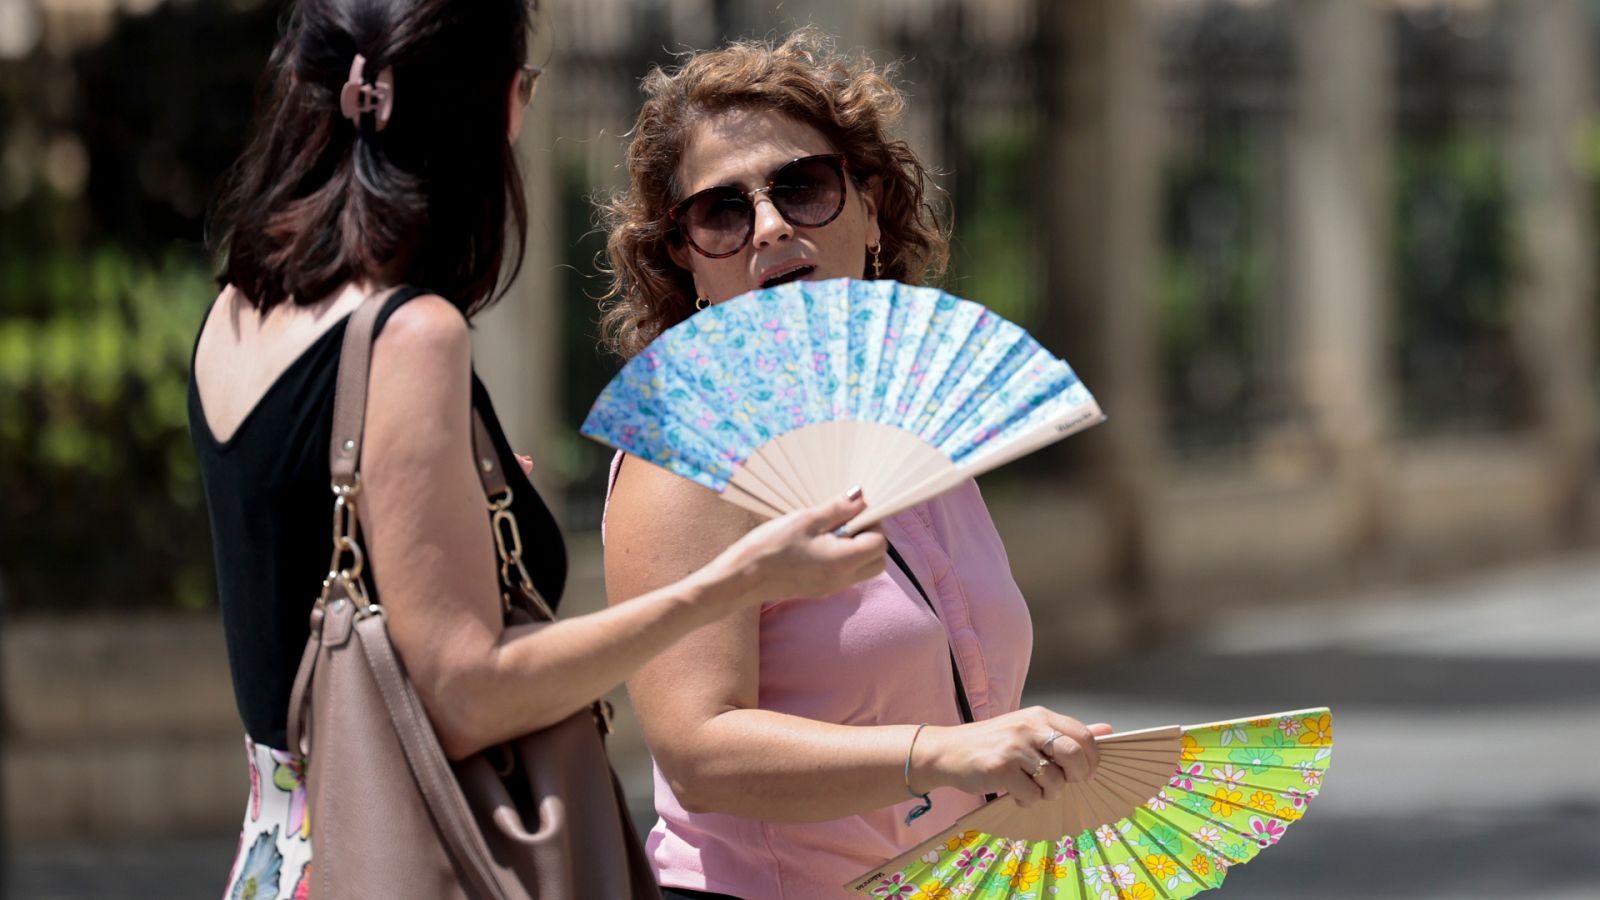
[596,28,950,360]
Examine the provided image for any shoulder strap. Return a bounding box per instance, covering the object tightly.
[885,541,978,726]
[328,287,511,506]
[887,540,998,804]
[354,614,509,900]
[329,289,388,488]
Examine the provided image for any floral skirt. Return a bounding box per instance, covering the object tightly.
[222,737,312,900]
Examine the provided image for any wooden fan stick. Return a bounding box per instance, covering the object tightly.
[726,421,957,517]
[717,399,1104,531]
[1097,750,1185,773]
[840,421,896,510]
[755,434,814,506]
[840,399,1105,533]
[813,420,953,510]
[868,436,957,509]
[719,482,788,519]
[780,421,848,505]
[1092,763,1168,810]
[778,415,821,503]
[854,723,1181,885]
[729,453,804,512]
[952,401,1106,477]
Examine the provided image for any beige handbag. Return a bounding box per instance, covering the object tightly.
[286,289,660,899]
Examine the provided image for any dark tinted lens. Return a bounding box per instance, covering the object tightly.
[682,188,752,256]
[770,157,845,227]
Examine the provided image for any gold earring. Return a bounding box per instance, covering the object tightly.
[869,243,883,279]
[696,296,710,311]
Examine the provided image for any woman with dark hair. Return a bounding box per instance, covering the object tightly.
[194,4,886,896]
[598,30,1113,900]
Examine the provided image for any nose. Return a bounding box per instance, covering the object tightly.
[750,191,793,249]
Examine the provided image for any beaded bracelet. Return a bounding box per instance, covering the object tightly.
[903,722,934,825]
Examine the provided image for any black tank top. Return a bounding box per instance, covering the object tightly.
[187,287,566,750]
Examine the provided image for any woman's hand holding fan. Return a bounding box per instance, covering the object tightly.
[851,709,1334,899]
[912,708,1115,808]
[707,488,888,606]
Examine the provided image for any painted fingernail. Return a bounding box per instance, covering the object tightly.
[845,485,863,501]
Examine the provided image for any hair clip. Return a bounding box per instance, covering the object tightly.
[339,53,394,132]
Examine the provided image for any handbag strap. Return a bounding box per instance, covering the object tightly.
[354,612,509,900]
[328,287,394,490]
[329,286,557,618]
[885,541,977,726]
[886,540,998,804]
[328,288,499,507]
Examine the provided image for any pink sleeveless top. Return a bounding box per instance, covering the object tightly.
[602,453,1033,899]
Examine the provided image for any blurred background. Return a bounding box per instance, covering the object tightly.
[3,0,1598,897]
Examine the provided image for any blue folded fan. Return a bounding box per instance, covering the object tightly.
[581,278,1104,532]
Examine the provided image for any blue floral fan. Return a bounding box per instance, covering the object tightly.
[581,278,1104,531]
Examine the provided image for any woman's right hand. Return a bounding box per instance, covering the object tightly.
[706,487,888,611]
[913,707,1115,807]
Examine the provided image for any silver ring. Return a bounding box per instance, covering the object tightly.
[1041,732,1064,756]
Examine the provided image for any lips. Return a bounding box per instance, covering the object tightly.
[759,261,817,289]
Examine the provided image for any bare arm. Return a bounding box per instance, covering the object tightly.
[359,296,884,760]
[608,456,919,820]
[608,458,1112,822]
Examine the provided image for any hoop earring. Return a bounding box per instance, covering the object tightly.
[869,243,883,279]
[696,296,710,311]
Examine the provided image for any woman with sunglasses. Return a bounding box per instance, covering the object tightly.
[599,29,1112,900]
[193,4,886,895]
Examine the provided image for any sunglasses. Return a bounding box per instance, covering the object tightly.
[517,64,542,107]
[669,153,850,258]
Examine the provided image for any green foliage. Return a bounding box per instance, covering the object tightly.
[0,0,275,613]
[0,244,216,612]
[1392,131,1522,434]
[553,158,627,529]
[948,126,1040,329]
[1157,134,1269,454]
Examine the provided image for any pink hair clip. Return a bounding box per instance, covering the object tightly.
[339,53,395,132]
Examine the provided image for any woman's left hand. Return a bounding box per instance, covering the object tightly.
[912,708,1113,807]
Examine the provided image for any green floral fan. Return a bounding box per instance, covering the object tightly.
[848,708,1333,899]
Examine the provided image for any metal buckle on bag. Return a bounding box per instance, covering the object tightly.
[326,481,367,582]
[318,478,382,620]
[595,700,615,735]
[317,568,370,608]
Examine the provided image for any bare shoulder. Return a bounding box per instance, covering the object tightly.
[605,454,763,586]
[193,285,244,368]
[365,294,472,451]
[374,293,468,362]
[610,454,762,535]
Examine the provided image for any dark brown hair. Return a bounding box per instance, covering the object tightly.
[209,0,535,316]
[597,28,949,359]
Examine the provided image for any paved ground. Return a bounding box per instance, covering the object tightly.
[1025,554,1600,899]
[9,553,1599,899]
